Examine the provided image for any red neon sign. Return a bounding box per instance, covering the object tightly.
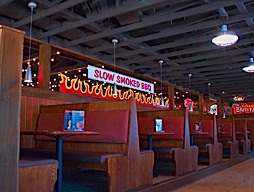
[232,101,254,114]
[58,73,168,109]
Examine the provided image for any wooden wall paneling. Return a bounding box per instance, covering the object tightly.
[20,96,27,148]
[128,98,141,188]
[0,25,24,192]
[198,94,204,115]
[25,96,36,148]
[168,84,175,110]
[20,95,72,148]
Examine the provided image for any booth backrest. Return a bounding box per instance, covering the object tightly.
[217,121,233,137]
[247,120,254,139]
[138,116,184,140]
[189,120,214,139]
[235,119,245,136]
[36,109,129,143]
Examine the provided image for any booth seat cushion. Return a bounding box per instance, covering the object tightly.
[64,151,124,164]
[153,147,175,154]
[20,148,56,159]
[19,158,58,168]
[20,148,124,164]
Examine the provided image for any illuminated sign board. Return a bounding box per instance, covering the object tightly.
[87,65,154,93]
[232,101,254,114]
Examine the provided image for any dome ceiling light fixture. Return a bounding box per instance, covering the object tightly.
[242,57,254,73]
[212,24,238,47]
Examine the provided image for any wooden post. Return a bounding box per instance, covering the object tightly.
[0,25,24,192]
[167,84,175,110]
[213,114,218,144]
[199,94,204,115]
[184,108,191,148]
[38,43,51,89]
[232,116,236,142]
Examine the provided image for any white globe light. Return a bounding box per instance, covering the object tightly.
[212,25,238,47]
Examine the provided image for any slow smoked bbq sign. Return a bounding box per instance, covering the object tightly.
[87,65,154,94]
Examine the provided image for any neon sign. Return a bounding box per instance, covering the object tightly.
[87,65,154,93]
[59,73,168,108]
[232,102,254,114]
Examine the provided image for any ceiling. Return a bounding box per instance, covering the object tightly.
[1,0,254,100]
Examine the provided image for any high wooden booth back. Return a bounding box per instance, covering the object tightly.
[21,98,153,192]
[217,117,239,159]
[138,110,198,176]
[189,115,223,165]
[234,118,251,154]
[19,158,58,192]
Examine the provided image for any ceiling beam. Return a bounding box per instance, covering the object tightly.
[13,0,89,28]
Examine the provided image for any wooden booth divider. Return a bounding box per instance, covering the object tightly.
[138,109,198,176]
[234,118,251,154]
[19,158,58,192]
[246,118,254,151]
[217,116,239,159]
[20,98,154,192]
[189,114,223,166]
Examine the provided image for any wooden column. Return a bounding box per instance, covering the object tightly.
[167,84,175,110]
[38,43,51,89]
[0,25,24,192]
[199,94,204,115]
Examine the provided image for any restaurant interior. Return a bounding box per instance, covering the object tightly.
[1,1,254,192]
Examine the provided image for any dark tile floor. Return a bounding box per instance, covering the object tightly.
[63,169,108,192]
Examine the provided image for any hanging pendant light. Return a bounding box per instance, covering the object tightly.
[112,38,118,96]
[158,60,164,106]
[222,110,226,119]
[25,64,32,83]
[208,83,211,99]
[24,2,37,83]
[188,74,193,112]
[212,24,238,47]
[221,91,226,118]
[242,57,254,73]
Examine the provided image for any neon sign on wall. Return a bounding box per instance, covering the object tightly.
[59,73,168,108]
[87,65,154,93]
[232,102,254,114]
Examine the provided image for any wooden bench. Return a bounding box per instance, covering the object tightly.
[20,98,154,192]
[19,158,58,192]
[235,118,251,154]
[189,115,223,166]
[217,118,239,159]
[138,109,198,176]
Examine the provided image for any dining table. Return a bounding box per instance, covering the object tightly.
[139,131,175,177]
[139,131,175,150]
[190,131,209,146]
[20,130,100,192]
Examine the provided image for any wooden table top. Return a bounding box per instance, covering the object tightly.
[191,131,209,135]
[20,130,100,137]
